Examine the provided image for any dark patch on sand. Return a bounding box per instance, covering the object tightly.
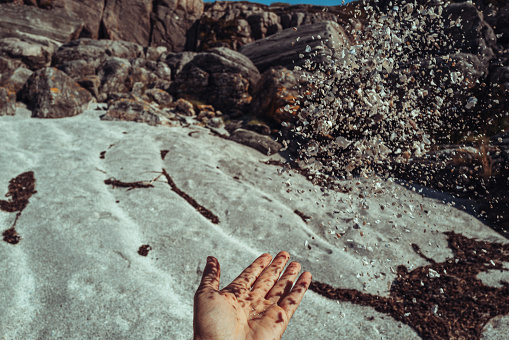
[104,178,154,190]
[1,171,36,244]
[294,209,311,223]
[160,150,169,160]
[100,151,106,159]
[138,244,152,256]
[310,232,509,339]
[162,168,219,224]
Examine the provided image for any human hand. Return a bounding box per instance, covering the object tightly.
[193,251,312,340]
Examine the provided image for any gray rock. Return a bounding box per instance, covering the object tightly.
[0,3,83,70]
[228,128,281,155]
[150,0,204,52]
[170,47,260,115]
[97,57,132,96]
[0,66,32,94]
[0,87,16,116]
[240,21,350,73]
[164,52,198,79]
[52,39,145,74]
[443,2,496,65]
[101,97,164,126]
[101,0,152,46]
[19,67,92,118]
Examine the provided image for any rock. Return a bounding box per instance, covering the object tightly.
[170,47,260,115]
[97,57,132,96]
[77,75,101,98]
[250,66,301,124]
[101,97,167,126]
[443,2,497,65]
[145,88,173,108]
[101,0,152,46]
[228,128,281,155]
[194,2,357,51]
[240,21,350,73]
[51,0,105,40]
[174,98,195,116]
[0,3,83,70]
[0,66,32,93]
[52,39,145,77]
[150,0,204,52]
[164,52,198,79]
[19,67,92,118]
[0,87,16,116]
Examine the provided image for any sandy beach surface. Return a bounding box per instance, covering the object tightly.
[1,104,507,339]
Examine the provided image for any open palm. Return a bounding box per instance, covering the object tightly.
[193,251,312,340]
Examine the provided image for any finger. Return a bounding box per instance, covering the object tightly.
[197,256,221,291]
[279,271,312,320]
[251,251,290,296]
[224,253,272,293]
[265,261,301,304]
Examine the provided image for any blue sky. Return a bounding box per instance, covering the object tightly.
[203,0,356,6]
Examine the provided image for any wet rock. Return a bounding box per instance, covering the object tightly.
[19,67,92,118]
[240,21,350,73]
[0,87,16,116]
[170,47,260,115]
[228,128,281,155]
[250,66,301,124]
[0,3,83,70]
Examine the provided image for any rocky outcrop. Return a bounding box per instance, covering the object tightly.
[0,3,83,70]
[101,96,167,126]
[240,21,350,73]
[169,47,260,116]
[19,67,92,118]
[151,0,204,52]
[193,1,359,51]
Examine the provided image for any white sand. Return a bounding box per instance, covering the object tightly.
[0,105,507,339]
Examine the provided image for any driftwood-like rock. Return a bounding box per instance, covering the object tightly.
[19,67,92,118]
[228,128,282,155]
[240,21,350,73]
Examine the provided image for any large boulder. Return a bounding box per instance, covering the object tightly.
[0,66,32,94]
[0,3,83,70]
[19,67,92,118]
[170,47,260,115]
[250,66,301,124]
[51,0,105,39]
[240,21,350,73]
[150,0,204,52]
[443,2,497,65]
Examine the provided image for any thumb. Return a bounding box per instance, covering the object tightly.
[198,256,221,291]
